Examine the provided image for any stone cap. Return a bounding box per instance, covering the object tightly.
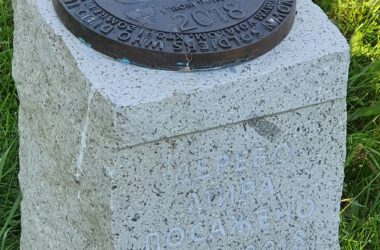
[32,0,349,147]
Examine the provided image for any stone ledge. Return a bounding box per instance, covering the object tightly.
[12,0,350,147]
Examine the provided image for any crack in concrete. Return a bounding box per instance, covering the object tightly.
[74,87,95,183]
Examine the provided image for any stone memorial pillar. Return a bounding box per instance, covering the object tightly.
[13,0,349,249]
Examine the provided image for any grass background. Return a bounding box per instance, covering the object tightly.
[0,0,379,249]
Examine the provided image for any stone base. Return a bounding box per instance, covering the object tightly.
[110,100,346,249]
[13,0,349,249]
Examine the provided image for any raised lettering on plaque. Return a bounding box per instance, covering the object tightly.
[53,0,296,70]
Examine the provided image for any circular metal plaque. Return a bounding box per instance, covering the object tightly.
[53,0,296,70]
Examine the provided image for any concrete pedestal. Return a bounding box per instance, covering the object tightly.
[13,0,349,249]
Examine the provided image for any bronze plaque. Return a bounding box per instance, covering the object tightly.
[53,0,296,70]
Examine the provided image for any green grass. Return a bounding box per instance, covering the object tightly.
[0,0,379,249]
[315,0,380,249]
[0,0,21,249]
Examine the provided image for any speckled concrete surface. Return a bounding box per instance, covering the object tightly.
[110,100,346,250]
[13,0,349,249]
